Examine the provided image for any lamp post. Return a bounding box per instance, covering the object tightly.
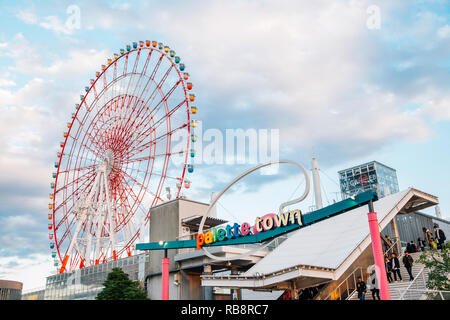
[367,200,391,300]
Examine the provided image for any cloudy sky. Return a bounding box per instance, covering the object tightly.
[1,0,450,290]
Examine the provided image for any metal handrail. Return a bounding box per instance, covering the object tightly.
[324,238,402,300]
[398,266,426,300]
[324,267,364,300]
[384,238,400,256]
[22,286,46,295]
[395,288,450,300]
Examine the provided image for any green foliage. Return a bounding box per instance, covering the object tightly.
[418,242,450,291]
[96,267,148,300]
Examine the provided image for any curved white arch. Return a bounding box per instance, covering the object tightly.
[198,160,310,261]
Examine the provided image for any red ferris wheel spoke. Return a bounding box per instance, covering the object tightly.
[54,173,96,214]
[121,151,185,165]
[149,54,164,82]
[131,94,186,150]
[125,123,187,160]
[55,169,96,194]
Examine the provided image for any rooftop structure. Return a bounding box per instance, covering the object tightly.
[338,161,399,199]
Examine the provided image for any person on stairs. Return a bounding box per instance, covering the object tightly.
[356,276,367,301]
[417,237,426,252]
[422,227,433,249]
[385,256,393,283]
[368,270,380,300]
[433,225,447,250]
[402,251,414,281]
[390,253,402,281]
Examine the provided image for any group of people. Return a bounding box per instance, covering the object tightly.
[420,225,447,250]
[356,252,414,300]
[355,225,446,300]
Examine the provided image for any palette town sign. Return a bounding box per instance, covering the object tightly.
[196,209,302,250]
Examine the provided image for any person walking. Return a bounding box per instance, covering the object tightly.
[368,270,380,300]
[356,276,367,301]
[409,241,417,253]
[402,251,414,281]
[433,225,447,250]
[406,241,412,253]
[385,256,393,283]
[417,237,426,252]
[390,253,402,281]
[423,227,433,248]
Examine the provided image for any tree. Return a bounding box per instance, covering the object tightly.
[418,242,450,293]
[96,267,148,300]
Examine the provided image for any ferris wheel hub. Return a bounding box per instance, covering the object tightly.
[99,149,114,174]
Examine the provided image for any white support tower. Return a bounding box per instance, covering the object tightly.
[435,205,443,219]
[311,158,323,210]
[210,192,217,218]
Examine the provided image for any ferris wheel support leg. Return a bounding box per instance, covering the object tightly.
[94,174,105,261]
[61,215,85,273]
[59,255,69,274]
[103,173,117,259]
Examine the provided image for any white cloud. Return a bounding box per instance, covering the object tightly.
[16,7,38,25]
[39,15,72,34]
[127,0,431,154]
[0,33,108,78]
[16,6,78,35]
[0,79,16,87]
[437,24,450,38]
[422,97,450,121]
[0,254,53,291]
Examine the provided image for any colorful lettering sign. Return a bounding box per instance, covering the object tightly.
[196,209,302,250]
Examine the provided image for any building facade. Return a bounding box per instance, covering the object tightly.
[382,211,450,246]
[339,161,399,199]
[0,280,22,300]
[43,252,149,300]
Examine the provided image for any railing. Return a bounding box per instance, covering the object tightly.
[394,289,450,300]
[384,238,401,257]
[22,286,46,295]
[324,238,402,300]
[324,267,365,300]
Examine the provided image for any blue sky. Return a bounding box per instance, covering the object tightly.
[0,0,450,290]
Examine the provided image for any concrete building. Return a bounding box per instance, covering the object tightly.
[0,280,22,300]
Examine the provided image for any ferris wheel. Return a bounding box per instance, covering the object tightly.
[48,40,198,273]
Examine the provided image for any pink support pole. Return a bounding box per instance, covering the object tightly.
[368,211,391,300]
[162,257,169,300]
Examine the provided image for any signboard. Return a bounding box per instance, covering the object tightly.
[136,190,378,252]
[340,172,377,195]
[196,210,301,249]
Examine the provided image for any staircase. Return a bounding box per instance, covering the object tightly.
[348,252,428,300]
